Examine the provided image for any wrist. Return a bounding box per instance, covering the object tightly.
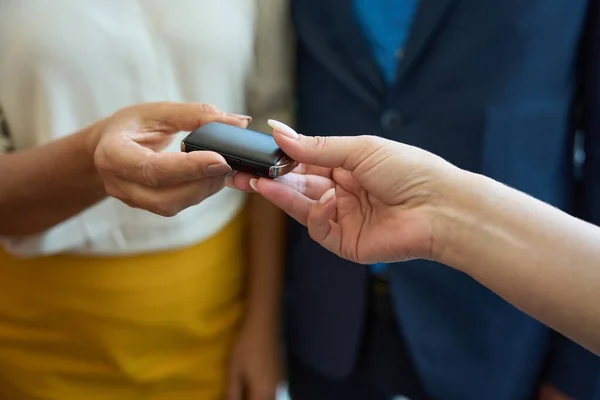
[241,315,281,340]
[430,168,490,269]
[243,293,281,332]
[83,119,106,163]
[243,303,281,329]
[76,119,107,194]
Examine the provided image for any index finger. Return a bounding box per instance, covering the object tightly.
[294,163,333,179]
[225,168,333,198]
[253,178,314,226]
[126,102,252,133]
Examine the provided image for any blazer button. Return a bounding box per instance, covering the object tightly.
[381,110,403,131]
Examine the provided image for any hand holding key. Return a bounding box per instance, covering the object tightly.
[228,120,459,264]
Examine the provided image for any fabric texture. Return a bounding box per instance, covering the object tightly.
[353,0,419,83]
[353,0,419,274]
[287,0,600,398]
[0,211,247,400]
[0,0,293,257]
[0,0,294,398]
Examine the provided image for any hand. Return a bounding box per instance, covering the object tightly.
[227,323,283,400]
[228,120,460,264]
[91,102,251,216]
[537,384,573,400]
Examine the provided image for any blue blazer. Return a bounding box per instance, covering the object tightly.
[286,1,600,399]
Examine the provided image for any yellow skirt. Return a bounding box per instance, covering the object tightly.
[0,212,247,400]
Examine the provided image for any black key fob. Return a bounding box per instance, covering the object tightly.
[180,122,298,178]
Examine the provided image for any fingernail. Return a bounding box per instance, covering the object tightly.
[225,170,237,178]
[227,113,253,122]
[319,188,336,205]
[206,163,232,176]
[268,119,298,139]
[249,178,258,192]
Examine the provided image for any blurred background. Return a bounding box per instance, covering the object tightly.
[0,1,599,400]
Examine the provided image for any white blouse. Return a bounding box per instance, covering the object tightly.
[0,0,293,257]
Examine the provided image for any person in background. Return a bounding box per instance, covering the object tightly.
[0,1,292,400]
[282,0,600,399]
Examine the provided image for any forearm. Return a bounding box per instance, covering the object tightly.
[0,122,105,236]
[437,170,600,354]
[244,195,286,329]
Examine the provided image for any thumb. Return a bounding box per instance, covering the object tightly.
[267,119,386,172]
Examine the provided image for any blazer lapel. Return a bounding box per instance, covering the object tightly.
[292,0,385,107]
[331,0,386,97]
[396,0,458,83]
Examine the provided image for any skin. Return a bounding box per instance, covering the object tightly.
[1,100,286,399]
[228,194,286,400]
[227,0,295,396]
[0,102,250,236]
[229,120,600,399]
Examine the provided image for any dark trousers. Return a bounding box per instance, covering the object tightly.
[288,276,431,400]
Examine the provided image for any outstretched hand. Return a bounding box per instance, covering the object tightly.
[228,120,459,264]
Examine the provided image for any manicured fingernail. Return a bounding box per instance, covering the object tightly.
[227,113,253,122]
[319,188,336,205]
[249,178,258,192]
[268,119,298,139]
[206,163,232,176]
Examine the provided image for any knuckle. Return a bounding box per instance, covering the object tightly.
[113,105,142,126]
[199,103,219,115]
[360,135,381,148]
[355,136,387,165]
[310,135,328,151]
[137,157,160,187]
[153,203,180,217]
[93,148,110,171]
[119,104,137,114]
[121,191,150,212]
[146,197,180,217]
